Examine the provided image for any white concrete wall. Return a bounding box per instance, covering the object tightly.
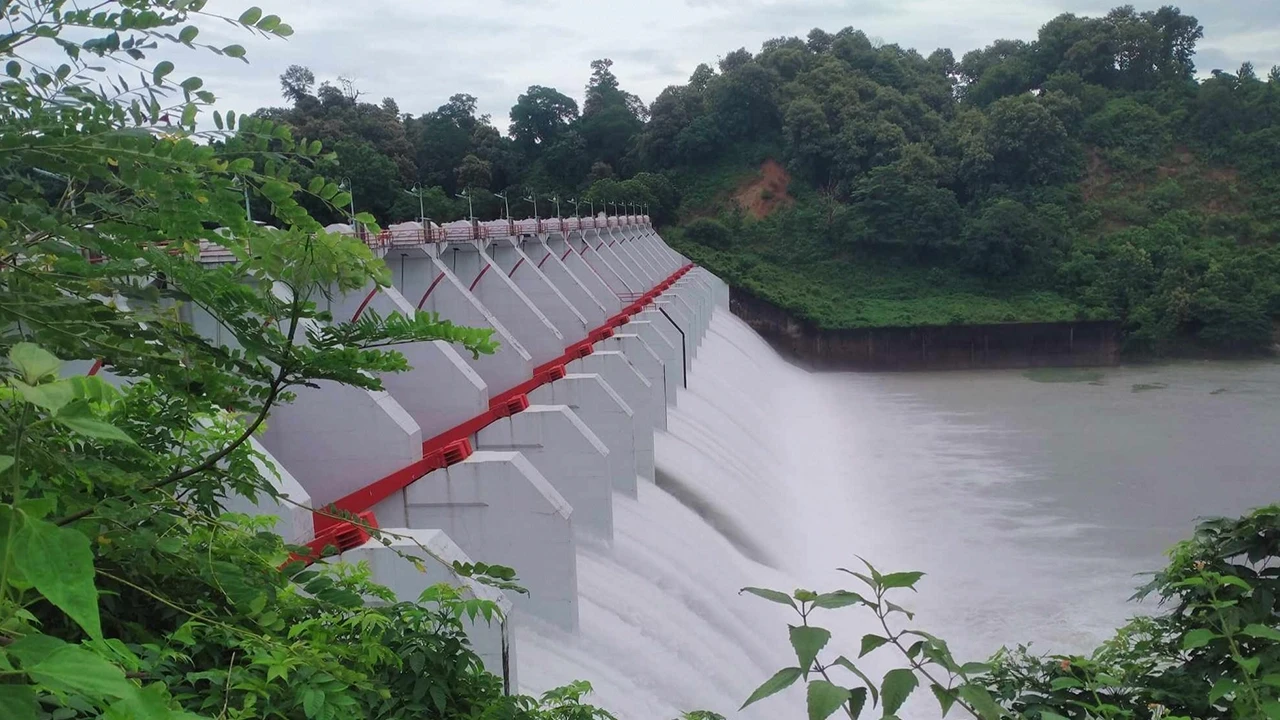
[569,350,658,482]
[488,238,590,343]
[529,374,637,497]
[260,380,421,510]
[475,406,613,543]
[441,243,566,364]
[389,253,534,393]
[527,238,608,327]
[600,334,667,432]
[403,452,578,632]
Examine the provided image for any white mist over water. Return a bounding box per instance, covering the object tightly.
[516,309,1280,718]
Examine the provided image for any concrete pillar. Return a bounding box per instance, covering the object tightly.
[559,240,622,316]
[569,351,657,482]
[599,333,667,432]
[476,406,613,543]
[260,380,422,511]
[626,318,680,406]
[488,238,590,343]
[439,243,565,365]
[653,299,696,372]
[339,529,517,689]
[526,237,608,327]
[219,438,315,545]
[612,232,661,284]
[637,309,688,390]
[327,283,490,440]
[631,231,677,275]
[571,232,634,298]
[592,233,646,292]
[404,452,578,631]
[607,230,658,286]
[529,374,637,497]
[388,253,534,393]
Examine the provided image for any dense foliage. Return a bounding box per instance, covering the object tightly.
[0,2,618,718]
[740,505,1280,719]
[265,5,1280,352]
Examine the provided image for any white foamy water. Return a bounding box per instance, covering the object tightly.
[517,309,1280,718]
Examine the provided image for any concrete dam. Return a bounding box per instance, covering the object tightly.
[159,214,799,714]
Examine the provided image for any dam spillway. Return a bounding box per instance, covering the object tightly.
[182,215,734,695]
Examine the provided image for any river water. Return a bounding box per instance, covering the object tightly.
[517,310,1280,718]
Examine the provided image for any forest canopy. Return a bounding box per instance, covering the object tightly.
[244,5,1280,353]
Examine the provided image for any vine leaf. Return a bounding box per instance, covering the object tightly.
[740,667,802,710]
[14,516,103,639]
[806,680,850,720]
[880,668,918,716]
[790,625,832,678]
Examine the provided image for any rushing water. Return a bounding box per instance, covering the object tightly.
[517,310,1280,719]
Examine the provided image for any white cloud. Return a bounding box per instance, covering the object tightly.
[166,0,1280,124]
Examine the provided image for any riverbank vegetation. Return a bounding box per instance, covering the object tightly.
[741,505,1280,720]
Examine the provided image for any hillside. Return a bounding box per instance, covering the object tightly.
[239,6,1280,354]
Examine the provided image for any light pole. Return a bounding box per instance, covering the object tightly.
[456,189,474,221]
[523,192,539,219]
[494,191,511,220]
[404,184,426,223]
[550,194,562,218]
[567,197,581,216]
[587,199,595,218]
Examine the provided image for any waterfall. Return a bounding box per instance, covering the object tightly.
[516,310,822,718]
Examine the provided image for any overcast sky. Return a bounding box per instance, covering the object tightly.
[180,0,1280,127]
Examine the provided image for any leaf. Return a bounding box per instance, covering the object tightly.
[807,680,850,720]
[5,60,19,77]
[930,684,956,717]
[1208,677,1237,703]
[7,633,68,665]
[879,571,925,590]
[106,683,176,720]
[180,76,203,92]
[256,14,280,31]
[179,25,199,43]
[1242,624,1280,642]
[812,590,866,609]
[222,44,246,60]
[55,409,135,444]
[959,662,991,676]
[957,685,1005,720]
[238,7,263,24]
[847,686,868,718]
[307,176,325,194]
[879,669,918,716]
[1236,655,1261,676]
[274,22,294,37]
[831,657,878,707]
[27,645,134,698]
[1263,702,1280,720]
[152,60,173,84]
[302,688,324,718]
[14,517,102,638]
[1039,713,1070,720]
[1049,677,1082,690]
[790,625,832,677]
[1182,628,1220,650]
[1262,674,1280,689]
[12,378,73,411]
[10,343,61,383]
[332,191,353,209]
[740,667,802,710]
[0,686,39,720]
[0,455,13,474]
[740,587,797,610]
[859,634,890,658]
